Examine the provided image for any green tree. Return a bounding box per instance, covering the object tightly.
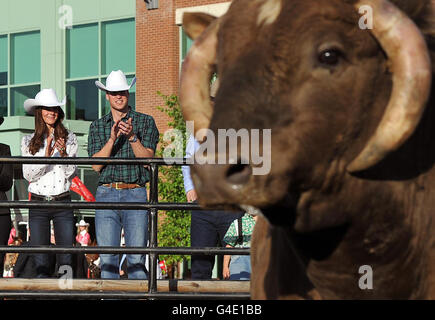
[155,92,190,277]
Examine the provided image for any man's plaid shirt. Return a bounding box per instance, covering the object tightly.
[87,107,159,186]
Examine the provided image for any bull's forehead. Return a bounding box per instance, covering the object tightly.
[254,0,359,24]
[229,0,427,29]
[220,0,360,48]
[212,0,384,130]
[226,0,359,28]
[218,0,363,76]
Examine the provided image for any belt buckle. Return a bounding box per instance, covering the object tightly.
[46,195,54,201]
[115,182,122,190]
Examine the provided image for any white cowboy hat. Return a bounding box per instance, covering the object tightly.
[76,219,89,227]
[24,88,66,115]
[95,70,136,92]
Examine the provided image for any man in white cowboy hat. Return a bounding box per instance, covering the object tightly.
[88,70,159,279]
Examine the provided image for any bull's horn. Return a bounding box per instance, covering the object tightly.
[179,18,220,142]
[182,12,217,41]
[347,0,432,172]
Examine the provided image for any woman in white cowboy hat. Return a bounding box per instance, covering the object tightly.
[75,219,91,246]
[21,88,78,278]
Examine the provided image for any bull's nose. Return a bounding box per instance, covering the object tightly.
[225,163,252,186]
[191,161,253,205]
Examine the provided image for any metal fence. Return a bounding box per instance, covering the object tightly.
[0,156,250,299]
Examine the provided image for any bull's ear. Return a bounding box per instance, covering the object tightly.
[182,12,217,40]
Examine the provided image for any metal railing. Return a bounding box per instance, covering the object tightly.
[0,156,250,299]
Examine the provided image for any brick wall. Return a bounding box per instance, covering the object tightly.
[136,0,230,136]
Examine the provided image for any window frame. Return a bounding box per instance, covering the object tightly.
[0,30,41,117]
[64,17,136,121]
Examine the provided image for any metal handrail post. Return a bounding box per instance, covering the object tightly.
[148,164,159,295]
[0,156,252,299]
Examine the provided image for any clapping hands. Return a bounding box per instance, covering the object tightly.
[110,118,134,141]
[46,135,67,157]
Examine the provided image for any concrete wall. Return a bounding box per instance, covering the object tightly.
[135,0,230,134]
[0,0,135,156]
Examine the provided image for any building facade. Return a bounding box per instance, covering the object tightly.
[0,0,232,222]
[0,0,136,221]
[136,0,231,133]
[136,0,232,279]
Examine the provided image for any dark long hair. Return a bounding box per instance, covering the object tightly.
[28,107,68,155]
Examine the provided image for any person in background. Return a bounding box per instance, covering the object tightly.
[13,229,37,279]
[13,240,37,279]
[88,70,159,279]
[7,225,17,245]
[75,219,91,246]
[222,213,257,280]
[21,88,78,278]
[0,116,13,278]
[74,219,93,278]
[119,229,128,279]
[3,237,22,277]
[181,80,243,279]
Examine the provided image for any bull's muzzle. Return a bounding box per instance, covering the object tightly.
[191,160,253,206]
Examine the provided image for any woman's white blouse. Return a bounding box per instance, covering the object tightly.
[21,130,78,196]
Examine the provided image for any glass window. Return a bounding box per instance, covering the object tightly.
[13,178,29,201]
[66,24,98,79]
[0,31,41,117]
[11,85,40,116]
[84,169,99,199]
[71,169,98,201]
[100,74,135,116]
[0,35,7,86]
[71,190,81,201]
[101,19,135,74]
[0,89,7,117]
[11,31,40,84]
[65,19,135,120]
[66,79,98,121]
[181,30,194,61]
[128,74,136,110]
[100,89,109,116]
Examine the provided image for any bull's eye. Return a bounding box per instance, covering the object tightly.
[318,49,342,65]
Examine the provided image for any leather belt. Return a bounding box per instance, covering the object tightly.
[31,192,71,202]
[102,182,142,190]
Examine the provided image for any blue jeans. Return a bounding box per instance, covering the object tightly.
[229,255,251,280]
[28,207,74,278]
[190,209,243,279]
[95,186,148,279]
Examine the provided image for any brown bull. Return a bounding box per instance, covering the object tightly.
[180,0,435,299]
